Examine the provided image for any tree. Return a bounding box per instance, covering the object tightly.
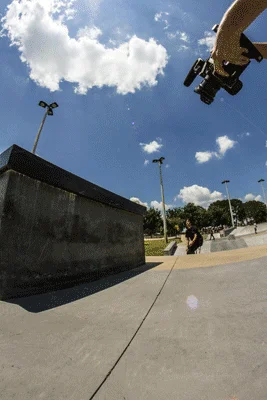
[143,207,163,237]
[166,216,183,236]
[195,205,209,228]
[205,209,213,227]
[231,199,246,224]
[166,207,185,234]
[182,203,208,229]
[243,201,267,223]
[208,200,230,226]
[182,203,199,225]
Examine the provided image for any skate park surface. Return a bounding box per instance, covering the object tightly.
[1,239,267,400]
[174,223,267,256]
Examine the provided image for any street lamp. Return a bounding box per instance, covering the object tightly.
[152,157,168,244]
[222,180,235,227]
[258,179,267,209]
[32,101,59,154]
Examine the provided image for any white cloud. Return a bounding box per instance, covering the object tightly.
[176,185,223,208]
[130,198,173,217]
[150,200,173,217]
[130,197,148,209]
[154,11,170,30]
[216,135,237,156]
[0,0,169,95]
[166,30,190,43]
[108,39,117,47]
[77,25,102,40]
[198,31,216,52]
[237,132,251,138]
[195,151,216,164]
[166,32,177,40]
[244,194,254,201]
[140,140,163,154]
[180,32,190,42]
[244,194,262,202]
[195,135,237,163]
[177,44,190,52]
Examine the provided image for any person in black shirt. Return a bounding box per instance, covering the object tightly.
[185,219,199,255]
[210,227,215,240]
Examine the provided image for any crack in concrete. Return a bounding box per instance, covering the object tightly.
[88,258,177,400]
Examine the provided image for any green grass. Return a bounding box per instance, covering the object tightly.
[144,238,182,256]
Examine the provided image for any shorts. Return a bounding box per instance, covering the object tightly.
[187,245,199,255]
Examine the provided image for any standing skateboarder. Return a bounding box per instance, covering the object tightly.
[254,223,258,234]
[210,227,215,240]
[185,219,203,255]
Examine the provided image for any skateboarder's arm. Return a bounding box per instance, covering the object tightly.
[216,0,267,39]
[252,42,267,59]
[189,234,198,247]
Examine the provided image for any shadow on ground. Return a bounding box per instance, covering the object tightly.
[4,262,162,313]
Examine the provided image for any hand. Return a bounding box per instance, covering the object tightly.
[210,33,249,77]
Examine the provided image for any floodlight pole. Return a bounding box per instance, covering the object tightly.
[32,101,59,155]
[32,108,49,155]
[153,157,168,244]
[258,179,267,207]
[258,179,267,222]
[222,180,235,227]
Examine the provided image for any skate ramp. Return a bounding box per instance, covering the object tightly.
[231,222,267,236]
[210,237,248,252]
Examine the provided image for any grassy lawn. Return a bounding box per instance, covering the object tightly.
[144,238,182,256]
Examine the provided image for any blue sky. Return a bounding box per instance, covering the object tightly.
[0,0,267,213]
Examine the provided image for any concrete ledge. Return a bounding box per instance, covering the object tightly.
[0,145,147,300]
[0,145,146,216]
[164,241,177,256]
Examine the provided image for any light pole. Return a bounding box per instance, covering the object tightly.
[258,179,267,207]
[222,180,235,227]
[32,101,59,155]
[258,179,267,221]
[153,157,168,244]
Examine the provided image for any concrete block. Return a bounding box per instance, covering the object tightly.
[0,145,147,300]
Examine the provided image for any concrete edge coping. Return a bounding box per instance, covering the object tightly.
[164,241,177,256]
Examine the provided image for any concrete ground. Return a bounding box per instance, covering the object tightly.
[1,244,267,400]
[174,230,267,256]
